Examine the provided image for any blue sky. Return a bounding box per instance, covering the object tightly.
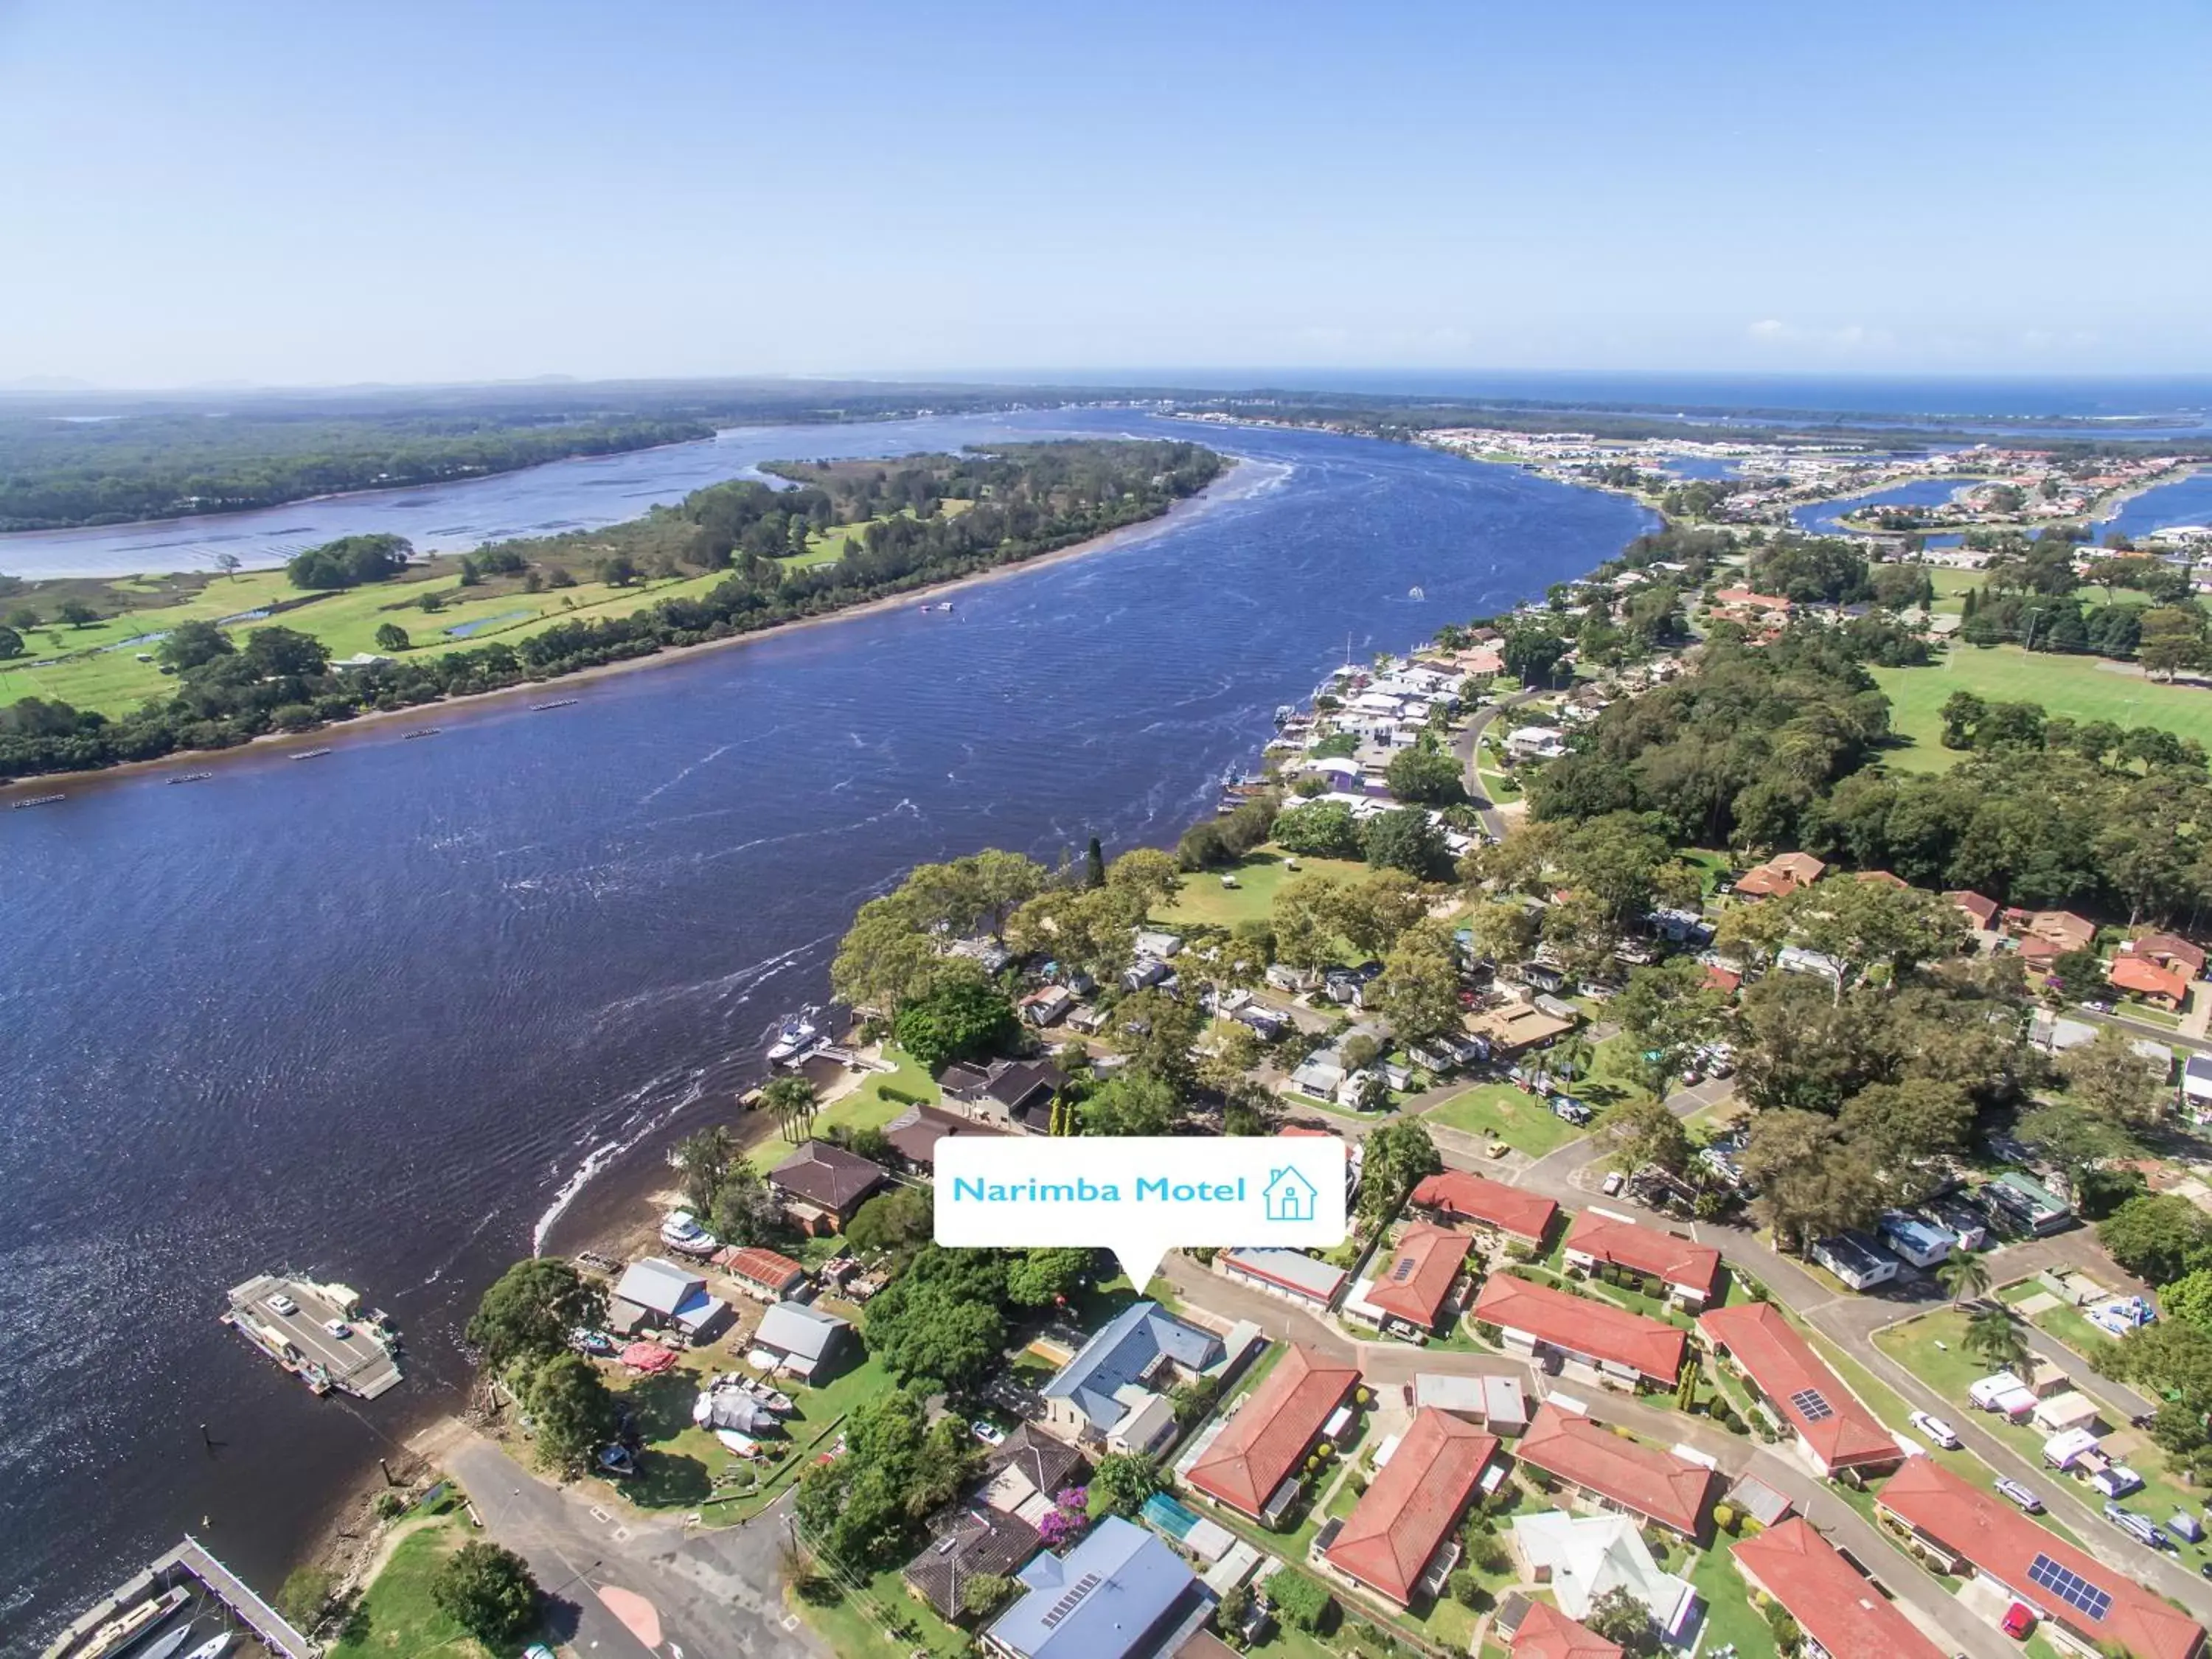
[4,0,2209,387]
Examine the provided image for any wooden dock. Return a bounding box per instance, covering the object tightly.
[41,1539,318,1659]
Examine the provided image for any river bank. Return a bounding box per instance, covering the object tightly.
[0,456,1271,798]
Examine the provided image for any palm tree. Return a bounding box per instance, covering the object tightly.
[1936,1252,1992,1307]
[1965,1305,2032,1375]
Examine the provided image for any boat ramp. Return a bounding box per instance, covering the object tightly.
[221,1275,402,1399]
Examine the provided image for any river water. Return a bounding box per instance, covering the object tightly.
[0,412,1651,1646]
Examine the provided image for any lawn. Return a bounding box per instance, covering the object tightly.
[1420,1083,1579,1157]
[1688,1538,1779,1659]
[1997,1280,2118,1366]
[330,1516,518,1659]
[787,1562,970,1659]
[1871,644,2212,772]
[1155,848,1370,932]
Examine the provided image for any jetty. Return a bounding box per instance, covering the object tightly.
[41,1538,318,1659]
[12,793,66,809]
[221,1275,402,1400]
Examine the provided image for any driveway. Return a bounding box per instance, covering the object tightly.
[444,1436,827,1659]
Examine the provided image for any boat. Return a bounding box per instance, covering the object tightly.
[290,748,332,761]
[740,1376,796,1413]
[11,793,65,808]
[765,1014,818,1063]
[1408,585,1425,600]
[73,1590,189,1659]
[531,698,579,712]
[122,1624,200,1659]
[714,1428,762,1457]
[180,1635,230,1659]
[167,773,214,785]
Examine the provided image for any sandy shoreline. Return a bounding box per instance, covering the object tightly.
[2,457,1273,798]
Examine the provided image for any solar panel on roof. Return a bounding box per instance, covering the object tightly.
[1787,1387,1834,1422]
[1392,1257,1417,1281]
[2027,1553,2112,1621]
[1039,1572,1102,1629]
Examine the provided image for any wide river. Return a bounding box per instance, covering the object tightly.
[0,412,1652,1646]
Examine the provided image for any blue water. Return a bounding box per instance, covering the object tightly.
[2101,467,2212,540]
[1792,476,1978,535]
[0,412,1652,1644]
[442,608,534,639]
[1660,456,1738,480]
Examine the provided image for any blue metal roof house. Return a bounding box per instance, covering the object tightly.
[983,1515,1216,1659]
[1041,1300,1224,1455]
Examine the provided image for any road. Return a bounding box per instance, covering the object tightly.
[445,1436,826,1659]
[1453,688,1545,840]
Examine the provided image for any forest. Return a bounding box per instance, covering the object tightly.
[0,439,1222,781]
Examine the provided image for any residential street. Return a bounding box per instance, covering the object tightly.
[1453,687,1544,840]
[445,1436,825,1659]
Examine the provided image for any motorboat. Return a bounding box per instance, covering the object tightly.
[765,1014,818,1063]
[714,1428,763,1457]
[122,1621,198,1659]
[739,1375,796,1413]
[181,1635,232,1659]
[74,1590,189,1659]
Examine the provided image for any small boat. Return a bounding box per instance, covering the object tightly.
[739,1375,796,1413]
[125,1624,201,1659]
[10,793,65,809]
[531,698,579,712]
[765,1014,818,1064]
[291,748,332,762]
[402,728,442,740]
[596,1444,636,1476]
[167,773,214,785]
[1408,585,1425,600]
[180,1636,231,1659]
[714,1428,762,1457]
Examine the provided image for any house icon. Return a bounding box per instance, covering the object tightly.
[1264,1166,1319,1224]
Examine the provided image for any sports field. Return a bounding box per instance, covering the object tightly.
[1872,644,2212,770]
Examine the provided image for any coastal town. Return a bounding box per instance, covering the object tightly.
[82,470,2212,1659]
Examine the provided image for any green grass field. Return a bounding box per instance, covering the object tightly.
[1872,644,2212,771]
[1420,1082,1579,1156]
[1155,848,1370,931]
[330,1517,515,1659]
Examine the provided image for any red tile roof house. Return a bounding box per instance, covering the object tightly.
[1321,1408,1498,1607]
[1712,588,1793,614]
[1732,851,1826,900]
[1732,1517,1943,1659]
[1562,1211,1723,1309]
[1514,1404,1714,1539]
[720,1246,809,1304]
[1351,1222,1475,1337]
[2121,931,2209,978]
[1697,1303,1901,1478]
[2111,953,2193,1011]
[1186,1343,1360,1525]
[1470,1275,1688,1390]
[768,1140,889,1233]
[2004,908,2097,961]
[1510,1602,1623,1659]
[1854,869,1911,891]
[1408,1171,1559,1248]
[1877,1458,2206,1659]
[1946,889,2000,931]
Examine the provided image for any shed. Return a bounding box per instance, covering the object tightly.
[750,1300,852,1382]
[2031,1390,2103,1435]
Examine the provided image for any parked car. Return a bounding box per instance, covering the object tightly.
[267,1294,299,1318]
[2105,1502,2169,1549]
[323,1319,352,1339]
[1601,1171,1625,1197]
[1909,1411,1961,1450]
[2001,1603,2037,1641]
[1994,1478,2043,1514]
[971,1420,1006,1447]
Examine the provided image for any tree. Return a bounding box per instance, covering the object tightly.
[1105,847,1183,912]
[831,894,945,1015]
[466,1257,607,1373]
[2019,1100,2137,1197]
[374,622,411,652]
[709,1160,781,1245]
[1111,987,1202,1094]
[1372,919,1464,1045]
[1265,1568,1333,1633]
[846,1186,934,1263]
[1596,1094,1692,1175]
[524,1351,616,1474]
[288,533,411,591]
[1358,1119,1442,1223]
[0,625,21,660]
[2160,1269,2212,1332]
[242,625,330,679]
[1611,958,1728,1100]
[1385,742,1465,805]
[429,1542,538,1644]
[2060,1027,2167,1127]
[1272,799,1363,859]
[1583,1586,1660,1658]
[1502,625,1568,687]
[1087,1453,1164,1518]
[2110,1321,2212,1419]
[962,1573,1015,1618]
[892,974,1017,1071]
[1082,1068,1180,1137]
[1459,899,1537,967]
[57,600,99,627]
[1935,1251,1992,1307]
[2098,1194,2212,1287]
[762,1074,818,1141]
[1964,1306,2031,1374]
[1740,1110,1880,1253]
[1005,1247,1099,1307]
[1325,872,1430,959]
[796,1387,970,1568]
[156,618,234,672]
[1169,1374,1221,1428]
[863,1246,1009,1394]
[1363,807,1452,880]
[1085,836,1107,889]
